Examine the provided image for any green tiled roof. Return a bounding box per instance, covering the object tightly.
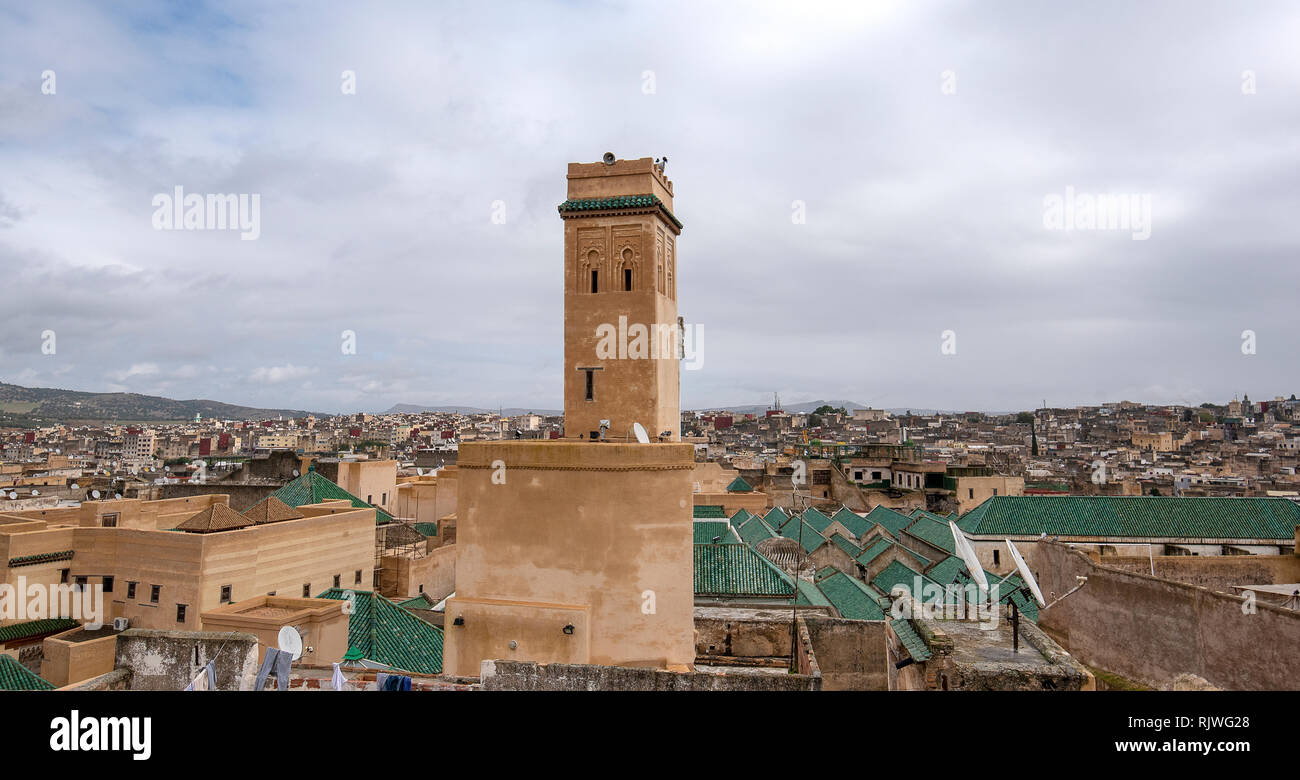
[7,550,74,568]
[775,518,826,554]
[315,589,443,674]
[735,515,777,546]
[818,571,886,620]
[557,194,684,230]
[830,507,873,538]
[260,470,395,524]
[412,522,438,537]
[796,580,832,608]
[865,505,912,537]
[0,618,79,644]
[902,516,957,555]
[829,533,864,559]
[0,655,54,691]
[872,560,934,598]
[761,507,790,528]
[397,593,436,610]
[729,509,753,525]
[800,507,833,534]
[694,544,796,599]
[890,618,932,662]
[958,496,1300,540]
[693,505,727,519]
[856,538,895,566]
[925,556,968,586]
[694,520,740,545]
[725,476,754,493]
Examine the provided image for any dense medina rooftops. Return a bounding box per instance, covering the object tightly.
[255,468,395,524]
[957,495,1300,541]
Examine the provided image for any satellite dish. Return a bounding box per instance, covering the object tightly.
[6,492,15,500]
[292,469,300,477]
[277,625,304,661]
[1005,539,1046,607]
[31,490,39,496]
[949,521,989,595]
[70,483,79,490]
[631,422,650,444]
[114,493,122,500]
[91,490,101,499]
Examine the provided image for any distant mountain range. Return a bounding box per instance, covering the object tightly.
[383,403,563,416]
[0,382,319,425]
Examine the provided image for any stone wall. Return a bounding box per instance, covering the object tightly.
[1100,553,1300,594]
[1035,541,1300,690]
[113,629,259,691]
[801,616,887,690]
[156,482,280,511]
[480,659,820,691]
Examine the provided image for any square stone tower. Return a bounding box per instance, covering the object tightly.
[560,156,682,441]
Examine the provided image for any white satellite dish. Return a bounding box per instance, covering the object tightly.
[292,469,300,477]
[70,482,79,490]
[631,422,650,444]
[31,490,39,496]
[114,493,122,500]
[6,492,15,500]
[949,520,988,594]
[277,625,304,661]
[91,490,101,499]
[1005,539,1046,607]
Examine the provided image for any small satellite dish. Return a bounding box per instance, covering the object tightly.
[292,469,300,477]
[1005,539,1046,607]
[114,493,122,500]
[6,492,15,500]
[277,625,304,661]
[91,490,101,499]
[631,422,650,444]
[31,490,39,496]
[949,521,988,594]
[70,482,79,490]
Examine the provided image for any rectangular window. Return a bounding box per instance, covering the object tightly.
[60,569,69,584]
[101,513,118,528]
[381,492,387,505]
[74,576,88,592]
[333,574,341,588]
[220,585,232,604]
[993,549,1001,567]
[624,268,633,291]
[176,604,187,623]
[103,576,114,594]
[302,583,311,598]
[585,369,594,401]
[992,488,998,496]
[355,569,363,585]
[969,489,974,499]
[590,269,599,293]
[127,582,137,600]
[367,495,373,504]
[150,585,161,603]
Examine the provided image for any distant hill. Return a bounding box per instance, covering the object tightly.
[692,399,870,415]
[384,403,563,416]
[0,382,320,425]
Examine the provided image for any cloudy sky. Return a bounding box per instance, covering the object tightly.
[2,1,1298,414]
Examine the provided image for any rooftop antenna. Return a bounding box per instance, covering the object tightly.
[630,422,650,444]
[277,625,304,661]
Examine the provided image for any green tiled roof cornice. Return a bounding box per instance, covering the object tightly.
[7,550,74,568]
[557,194,683,230]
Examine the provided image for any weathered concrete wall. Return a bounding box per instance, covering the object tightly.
[157,482,280,511]
[1100,554,1300,594]
[801,616,887,690]
[1036,541,1300,690]
[480,659,820,691]
[693,607,800,658]
[62,668,132,691]
[113,629,258,691]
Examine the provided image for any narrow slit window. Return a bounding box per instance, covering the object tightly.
[591,270,599,293]
[624,268,633,291]
[585,369,594,401]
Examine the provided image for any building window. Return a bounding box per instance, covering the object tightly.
[381,492,387,505]
[993,549,1000,567]
[150,585,161,603]
[585,369,594,401]
[367,495,373,504]
[101,513,118,528]
[220,585,232,604]
[127,582,136,599]
[355,569,363,585]
[103,576,114,594]
[60,569,69,584]
[590,269,599,293]
[333,574,341,588]
[419,584,424,593]
[969,489,975,499]
[176,604,187,623]
[624,268,633,291]
[302,583,311,598]
[74,576,88,592]
[992,488,998,496]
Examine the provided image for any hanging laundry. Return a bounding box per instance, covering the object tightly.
[254,648,294,691]
[184,661,215,691]
[331,662,347,691]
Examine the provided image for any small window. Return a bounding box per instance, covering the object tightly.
[220,585,232,604]
[150,585,161,603]
[74,576,88,592]
[176,604,187,623]
[60,569,69,584]
[590,269,599,293]
[101,513,118,528]
[127,582,136,600]
[302,583,311,598]
[585,369,594,401]
[367,495,373,504]
[103,576,114,594]
[354,569,363,585]
[381,493,387,505]
[993,549,1001,567]
[969,489,974,499]
[624,268,633,291]
[333,574,341,588]
[992,488,998,496]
